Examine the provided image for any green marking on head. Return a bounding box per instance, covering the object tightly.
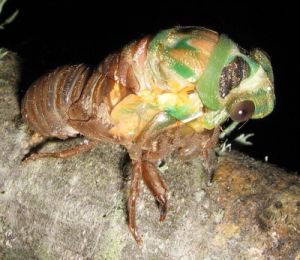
[196,35,236,110]
[250,48,274,83]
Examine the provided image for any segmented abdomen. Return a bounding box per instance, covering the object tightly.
[22,65,89,138]
[22,36,150,140]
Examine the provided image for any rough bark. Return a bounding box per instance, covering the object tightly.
[0,51,299,260]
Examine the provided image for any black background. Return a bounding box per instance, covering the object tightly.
[1,0,299,172]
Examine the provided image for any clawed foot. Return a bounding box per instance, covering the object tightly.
[156,194,168,222]
[128,226,143,245]
[142,161,168,222]
[128,159,168,244]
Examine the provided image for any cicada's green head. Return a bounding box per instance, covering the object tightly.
[196,34,275,128]
[146,27,275,129]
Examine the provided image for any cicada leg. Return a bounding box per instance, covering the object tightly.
[202,126,220,184]
[127,157,168,244]
[128,160,143,245]
[142,160,168,221]
[22,139,97,163]
[126,112,177,244]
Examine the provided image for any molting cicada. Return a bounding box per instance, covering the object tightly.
[22,26,275,244]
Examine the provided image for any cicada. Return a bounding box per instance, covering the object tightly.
[22,27,275,244]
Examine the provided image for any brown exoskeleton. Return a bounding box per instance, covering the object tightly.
[21,27,275,244]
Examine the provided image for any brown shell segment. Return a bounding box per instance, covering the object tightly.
[22,65,91,138]
[21,36,152,141]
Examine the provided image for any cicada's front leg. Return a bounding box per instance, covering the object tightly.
[127,156,168,245]
[141,159,168,221]
[177,126,220,184]
[201,126,220,184]
[126,112,177,244]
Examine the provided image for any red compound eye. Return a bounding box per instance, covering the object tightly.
[229,100,255,122]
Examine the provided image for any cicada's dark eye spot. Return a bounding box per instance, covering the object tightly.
[229,100,255,122]
[219,57,250,98]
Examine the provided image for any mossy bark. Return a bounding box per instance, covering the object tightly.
[0,51,299,259]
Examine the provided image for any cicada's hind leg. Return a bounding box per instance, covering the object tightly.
[22,135,97,163]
